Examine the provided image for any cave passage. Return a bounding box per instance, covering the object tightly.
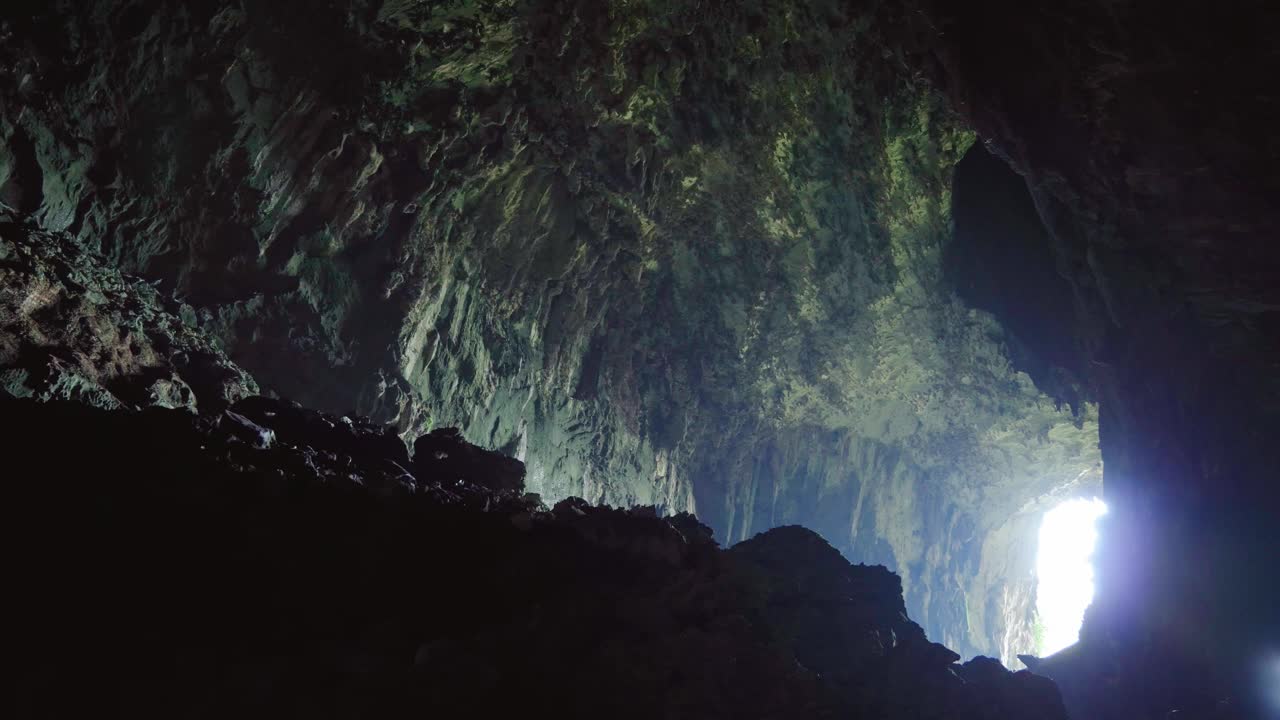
[1035,497,1107,656]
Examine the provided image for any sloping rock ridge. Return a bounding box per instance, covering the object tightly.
[11,394,1067,719]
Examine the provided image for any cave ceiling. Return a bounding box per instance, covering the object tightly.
[0,0,1107,662]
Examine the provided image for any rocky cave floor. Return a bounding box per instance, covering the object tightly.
[2,357,1261,720]
[11,393,1065,719]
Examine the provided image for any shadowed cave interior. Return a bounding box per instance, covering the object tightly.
[3,1,1279,718]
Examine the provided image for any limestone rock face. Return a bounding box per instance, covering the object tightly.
[0,0,1103,661]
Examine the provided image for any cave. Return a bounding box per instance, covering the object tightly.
[3,1,1278,718]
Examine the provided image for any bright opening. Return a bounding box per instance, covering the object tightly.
[1035,497,1107,656]
[1261,652,1280,715]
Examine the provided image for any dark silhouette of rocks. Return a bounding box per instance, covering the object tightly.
[10,395,1065,719]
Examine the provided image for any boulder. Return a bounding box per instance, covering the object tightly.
[412,427,525,495]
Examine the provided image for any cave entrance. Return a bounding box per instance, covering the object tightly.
[1035,497,1107,656]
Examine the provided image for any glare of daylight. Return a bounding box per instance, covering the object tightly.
[1035,497,1108,656]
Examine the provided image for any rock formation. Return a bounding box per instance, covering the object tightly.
[1,223,256,410]
[11,394,1067,718]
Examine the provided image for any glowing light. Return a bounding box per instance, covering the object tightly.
[1262,652,1280,715]
[1035,497,1107,656]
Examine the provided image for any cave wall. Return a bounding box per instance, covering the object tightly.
[924,0,1280,712]
[0,0,1106,663]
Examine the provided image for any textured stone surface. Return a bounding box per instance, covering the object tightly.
[0,0,1103,663]
[0,223,257,410]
